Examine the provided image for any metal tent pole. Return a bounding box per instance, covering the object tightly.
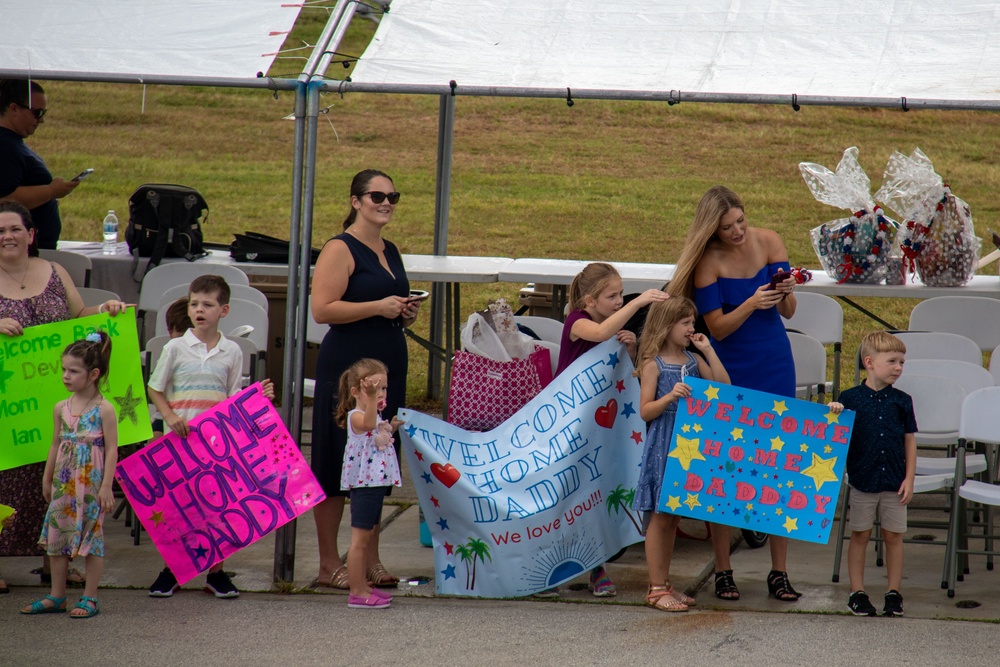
[427,93,456,398]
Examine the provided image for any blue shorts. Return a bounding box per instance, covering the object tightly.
[349,486,388,530]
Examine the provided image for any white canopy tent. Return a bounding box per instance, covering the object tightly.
[351,0,1000,102]
[0,0,301,81]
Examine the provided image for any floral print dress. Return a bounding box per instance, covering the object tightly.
[38,401,108,558]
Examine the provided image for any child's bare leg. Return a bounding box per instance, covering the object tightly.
[48,554,69,599]
[366,525,381,572]
[347,526,374,597]
[209,560,224,574]
[882,529,904,591]
[68,554,104,617]
[313,496,346,579]
[644,513,671,584]
[848,529,871,592]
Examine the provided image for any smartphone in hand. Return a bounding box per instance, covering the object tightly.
[72,168,94,181]
[407,289,430,303]
[769,271,793,289]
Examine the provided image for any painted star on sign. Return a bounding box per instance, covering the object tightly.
[681,424,691,433]
[683,493,702,511]
[706,505,715,514]
[668,435,707,471]
[616,379,626,393]
[824,445,833,454]
[825,410,840,424]
[436,517,449,530]
[114,385,143,425]
[772,400,788,416]
[430,496,440,508]
[736,393,745,402]
[193,544,209,559]
[441,564,457,580]
[150,511,165,526]
[800,443,810,453]
[782,516,799,533]
[607,352,620,368]
[414,450,424,462]
[730,427,744,441]
[421,472,433,484]
[692,424,702,433]
[770,436,785,451]
[621,402,636,418]
[443,542,454,555]
[704,385,720,401]
[665,495,682,512]
[405,424,418,437]
[802,452,839,491]
[630,431,643,445]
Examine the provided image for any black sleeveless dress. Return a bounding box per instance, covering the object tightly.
[310,233,409,497]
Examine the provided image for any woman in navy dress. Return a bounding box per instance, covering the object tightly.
[668,185,801,602]
[309,170,421,589]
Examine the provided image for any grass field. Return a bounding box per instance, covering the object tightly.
[25,12,1000,404]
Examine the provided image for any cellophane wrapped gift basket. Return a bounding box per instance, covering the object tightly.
[800,147,899,284]
[874,148,980,287]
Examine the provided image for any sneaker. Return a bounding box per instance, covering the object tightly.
[883,590,904,617]
[369,587,393,601]
[148,568,179,598]
[532,587,560,599]
[348,593,391,609]
[205,570,240,599]
[589,566,617,598]
[847,590,877,616]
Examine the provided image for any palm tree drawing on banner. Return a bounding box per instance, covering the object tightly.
[607,484,642,534]
[456,537,493,590]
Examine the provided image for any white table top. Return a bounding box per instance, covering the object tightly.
[498,257,674,289]
[401,255,513,283]
[57,241,296,278]
[798,271,1000,298]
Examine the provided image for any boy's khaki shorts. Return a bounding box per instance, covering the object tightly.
[848,487,907,534]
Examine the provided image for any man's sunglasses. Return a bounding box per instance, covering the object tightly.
[15,103,46,120]
[362,191,401,205]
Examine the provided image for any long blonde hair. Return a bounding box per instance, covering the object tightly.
[633,297,697,377]
[334,358,389,428]
[668,186,745,300]
[568,262,620,311]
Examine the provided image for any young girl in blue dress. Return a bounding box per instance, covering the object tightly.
[22,331,116,618]
[547,262,670,598]
[336,358,402,609]
[634,297,729,611]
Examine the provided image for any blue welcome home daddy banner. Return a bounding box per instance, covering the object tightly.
[400,339,645,598]
[658,377,855,544]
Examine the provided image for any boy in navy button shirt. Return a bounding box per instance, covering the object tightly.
[829,331,917,618]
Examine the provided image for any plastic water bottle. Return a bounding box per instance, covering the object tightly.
[102,210,119,255]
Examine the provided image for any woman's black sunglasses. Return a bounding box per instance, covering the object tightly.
[15,103,46,120]
[362,191,401,205]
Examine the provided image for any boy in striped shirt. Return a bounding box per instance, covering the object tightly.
[146,274,273,599]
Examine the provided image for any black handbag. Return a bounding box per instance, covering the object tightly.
[229,231,319,264]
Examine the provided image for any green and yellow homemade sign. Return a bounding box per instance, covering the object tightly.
[0,308,151,471]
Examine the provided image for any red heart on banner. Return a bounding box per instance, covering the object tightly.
[431,463,461,488]
[594,399,617,429]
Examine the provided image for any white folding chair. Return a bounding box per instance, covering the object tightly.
[40,248,92,287]
[77,287,121,308]
[782,292,844,398]
[910,296,1000,353]
[987,344,1000,386]
[513,315,564,344]
[856,332,983,385]
[137,263,250,343]
[945,387,1000,596]
[787,331,827,401]
[220,300,269,380]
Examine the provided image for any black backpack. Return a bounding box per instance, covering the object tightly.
[126,184,209,277]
